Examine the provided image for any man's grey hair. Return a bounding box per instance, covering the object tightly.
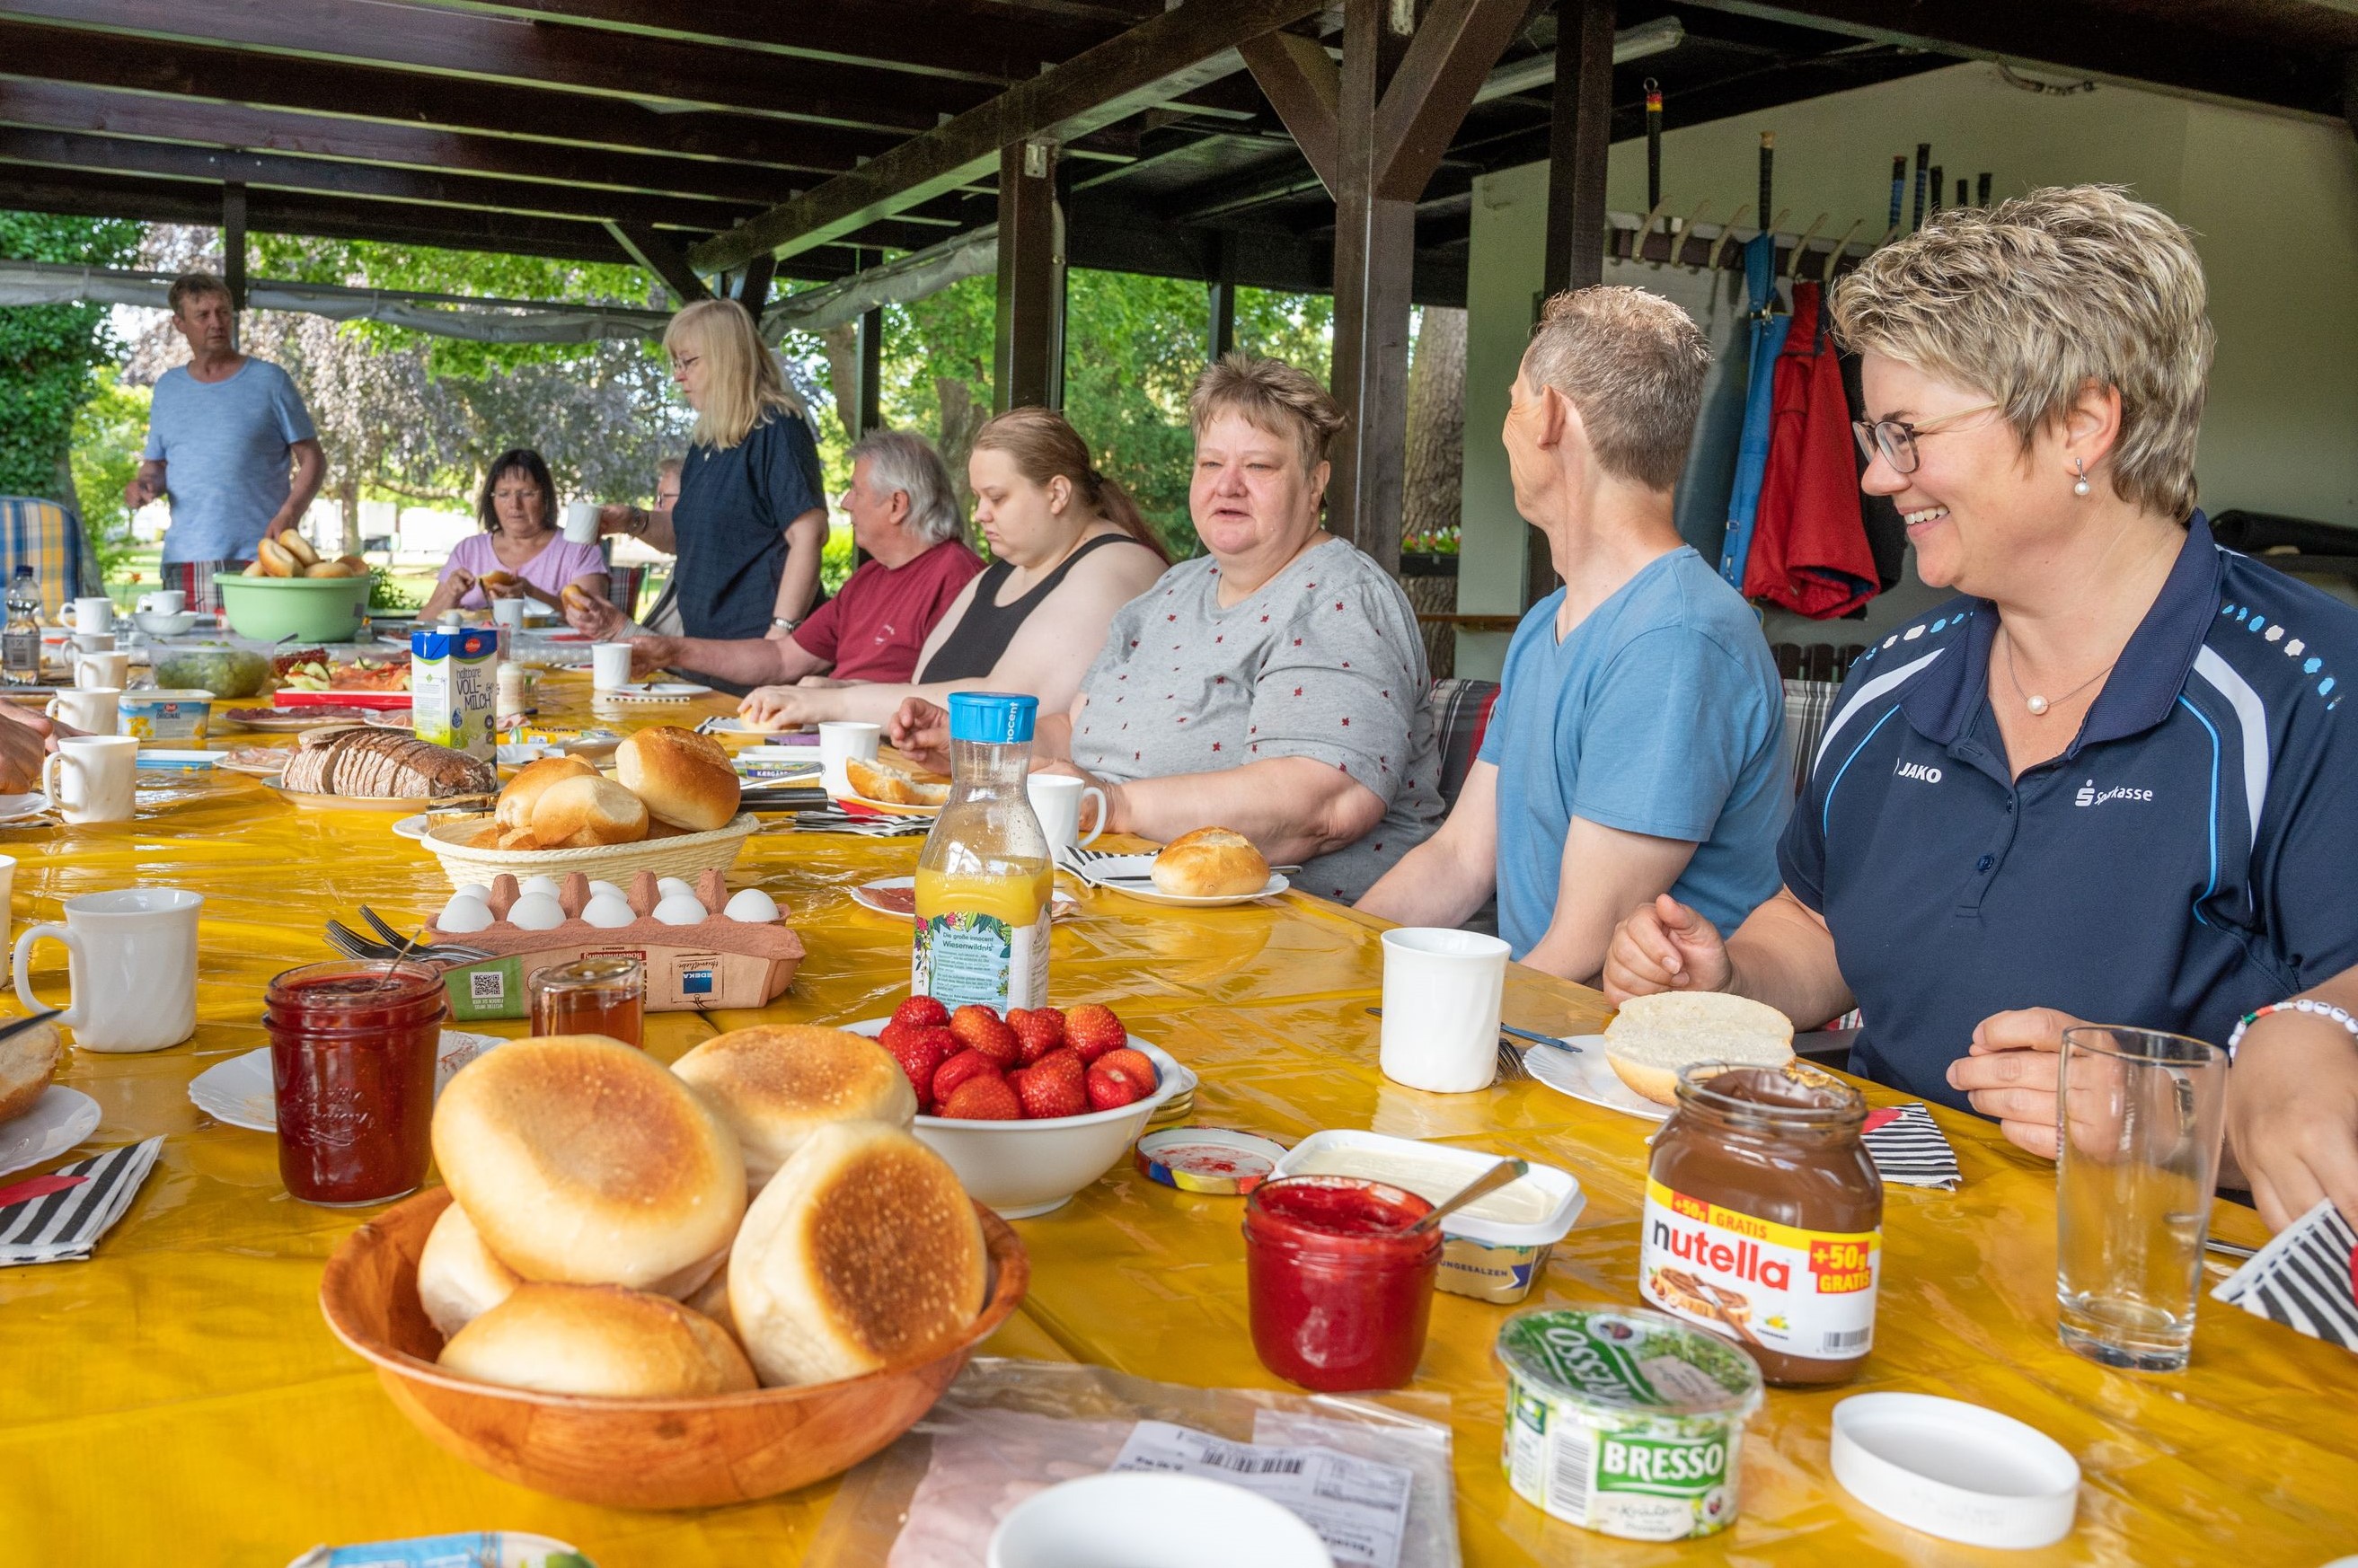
[851,427,963,545]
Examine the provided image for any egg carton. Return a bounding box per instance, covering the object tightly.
[426,868,806,1022]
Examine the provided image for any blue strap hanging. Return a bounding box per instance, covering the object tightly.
[1717,232,1788,591]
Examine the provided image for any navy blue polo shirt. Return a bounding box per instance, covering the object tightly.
[1781,513,2358,1111]
[672,409,826,656]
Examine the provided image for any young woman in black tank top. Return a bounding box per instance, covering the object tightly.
[918,533,1134,682]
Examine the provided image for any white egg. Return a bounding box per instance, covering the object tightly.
[517,875,561,899]
[438,894,493,933]
[454,882,491,903]
[507,892,567,930]
[656,876,696,901]
[652,893,707,926]
[724,887,780,923]
[581,894,637,929]
[586,879,626,902]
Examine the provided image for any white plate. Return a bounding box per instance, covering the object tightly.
[0,792,49,825]
[187,1030,506,1132]
[596,681,711,701]
[0,1087,102,1179]
[1067,851,1289,907]
[1525,1034,1668,1122]
[702,714,790,736]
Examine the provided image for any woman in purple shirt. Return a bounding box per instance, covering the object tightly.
[419,448,610,616]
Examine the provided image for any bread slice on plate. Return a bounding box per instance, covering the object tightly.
[844,756,949,806]
[1602,991,1795,1107]
[0,1020,61,1124]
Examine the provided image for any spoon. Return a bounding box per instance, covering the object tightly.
[1404,1158,1528,1236]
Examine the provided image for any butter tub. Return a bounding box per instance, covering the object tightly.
[1272,1129,1585,1303]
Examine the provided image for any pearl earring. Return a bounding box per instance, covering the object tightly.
[2072,458,2091,498]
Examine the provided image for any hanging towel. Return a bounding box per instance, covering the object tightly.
[1716,234,1788,590]
[1743,281,1879,618]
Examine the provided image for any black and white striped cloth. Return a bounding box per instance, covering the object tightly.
[2212,1199,2358,1352]
[0,1137,163,1265]
[784,807,930,837]
[1860,1104,1962,1190]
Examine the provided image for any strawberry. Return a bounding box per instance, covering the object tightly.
[1014,1058,1090,1120]
[1087,1053,1154,1112]
[885,1026,957,1111]
[1007,1007,1066,1065]
[932,1047,1002,1107]
[957,1013,1023,1068]
[879,1018,920,1056]
[1064,1002,1127,1062]
[1030,1046,1085,1081]
[939,1075,1023,1120]
[1092,1046,1156,1089]
[949,1003,1005,1046]
[892,995,950,1031]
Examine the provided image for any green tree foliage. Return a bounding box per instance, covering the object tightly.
[0,213,142,502]
[66,366,148,580]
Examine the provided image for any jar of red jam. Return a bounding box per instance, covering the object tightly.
[1243,1175,1440,1391]
[266,960,446,1207]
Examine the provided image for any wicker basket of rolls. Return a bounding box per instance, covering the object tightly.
[412,725,761,889]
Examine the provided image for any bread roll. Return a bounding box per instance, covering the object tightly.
[497,754,598,831]
[684,1263,737,1341]
[278,531,320,568]
[615,725,739,832]
[729,1121,986,1387]
[439,1282,755,1398]
[562,582,595,612]
[528,773,649,847]
[242,559,267,577]
[432,1034,746,1296]
[303,559,362,578]
[1602,991,1796,1107]
[416,1200,520,1338]
[673,1026,916,1192]
[478,570,519,590]
[843,756,949,806]
[0,1020,60,1125]
[1151,827,1270,898]
[255,536,296,577]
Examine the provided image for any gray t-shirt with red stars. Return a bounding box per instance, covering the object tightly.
[1073,535,1444,901]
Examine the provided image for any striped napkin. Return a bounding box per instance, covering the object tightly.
[785,807,930,837]
[1861,1104,1961,1190]
[2212,1199,2358,1352]
[0,1136,163,1265]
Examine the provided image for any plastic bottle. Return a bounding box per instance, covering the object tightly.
[2,567,41,687]
[911,692,1054,1011]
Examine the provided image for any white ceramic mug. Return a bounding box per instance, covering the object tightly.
[590,641,634,691]
[490,596,527,634]
[73,649,131,691]
[40,734,137,824]
[817,720,881,796]
[136,590,186,617]
[1027,772,1107,859]
[57,596,113,635]
[1377,927,1511,1093]
[46,686,121,736]
[562,501,602,545]
[69,630,117,656]
[13,885,201,1053]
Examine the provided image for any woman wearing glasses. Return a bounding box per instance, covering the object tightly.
[1603,186,2358,1234]
[421,447,610,617]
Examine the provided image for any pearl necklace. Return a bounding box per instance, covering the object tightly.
[2000,626,2114,717]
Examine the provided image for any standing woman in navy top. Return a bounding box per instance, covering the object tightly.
[1603,186,2358,1235]
[569,298,827,681]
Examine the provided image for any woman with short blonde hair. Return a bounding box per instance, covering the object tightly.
[1602,186,2358,1238]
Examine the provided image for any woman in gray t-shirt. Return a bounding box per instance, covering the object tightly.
[890,357,1444,902]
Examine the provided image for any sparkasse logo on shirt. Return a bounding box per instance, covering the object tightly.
[2075,779,2156,806]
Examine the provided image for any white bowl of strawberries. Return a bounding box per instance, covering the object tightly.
[849,1000,1196,1219]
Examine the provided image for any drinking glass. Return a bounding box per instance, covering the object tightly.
[2054,1026,2227,1371]
[530,955,645,1047]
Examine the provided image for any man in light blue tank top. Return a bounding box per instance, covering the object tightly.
[1358,286,1788,982]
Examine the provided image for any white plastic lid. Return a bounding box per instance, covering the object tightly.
[1269,1129,1583,1246]
[1831,1393,2080,1550]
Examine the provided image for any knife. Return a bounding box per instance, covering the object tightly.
[1364,1007,1580,1053]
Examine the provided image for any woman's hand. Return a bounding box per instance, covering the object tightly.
[421,569,472,618]
[2228,1014,2358,1231]
[1603,895,1734,1004]
[0,706,57,794]
[481,574,526,601]
[596,503,638,537]
[1952,1008,2086,1159]
[563,586,630,639]
[888,697,951,775]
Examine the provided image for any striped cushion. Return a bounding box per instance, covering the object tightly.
[0,498,88,617]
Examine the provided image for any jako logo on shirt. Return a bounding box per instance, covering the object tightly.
[1894,761,1942,784]
[2075,779,2156,807]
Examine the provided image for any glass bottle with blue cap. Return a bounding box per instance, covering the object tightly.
[913,692,1054,1010]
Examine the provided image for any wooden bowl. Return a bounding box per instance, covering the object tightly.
[319,1186,1029,1509]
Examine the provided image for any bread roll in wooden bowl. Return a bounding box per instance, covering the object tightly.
[318,1185,1029,1509]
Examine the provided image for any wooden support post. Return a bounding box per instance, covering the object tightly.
[994,137,1063,412]
[221,179,247,316]
[1207,277,1237,363]
[604,220,711,307]
[735,251,774,314]
[1530,0,1615,607]
[856,305,884,437]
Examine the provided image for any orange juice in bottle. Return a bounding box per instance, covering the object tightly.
[912,692,1053,1010]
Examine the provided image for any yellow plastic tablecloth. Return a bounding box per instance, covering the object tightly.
[1,674,2352,1566]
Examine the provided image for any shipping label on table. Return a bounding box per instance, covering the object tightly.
[1110,1420,1413,1568]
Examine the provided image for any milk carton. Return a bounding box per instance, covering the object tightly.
[411,626,498,757]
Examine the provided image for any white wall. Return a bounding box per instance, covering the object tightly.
[1457,62,2358,670]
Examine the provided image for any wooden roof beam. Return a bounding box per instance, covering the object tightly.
[604,222,711,304]
[685,0,1331,273]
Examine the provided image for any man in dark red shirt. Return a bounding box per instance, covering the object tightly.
[628,429,980,687]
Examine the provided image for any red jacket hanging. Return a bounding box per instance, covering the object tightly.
[1743,281,1878,618]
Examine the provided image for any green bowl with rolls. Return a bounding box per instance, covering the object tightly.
[213,572,372,643]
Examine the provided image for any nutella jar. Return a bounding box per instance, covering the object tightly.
[1639,1061,1883,1386]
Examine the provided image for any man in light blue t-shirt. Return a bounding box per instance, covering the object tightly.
[1359,286,1788,982]
[127,271,324,611]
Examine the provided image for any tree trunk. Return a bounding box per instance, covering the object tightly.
[1401,306,1465,554]
[339,478,362,556]
[935,376,989,526]
[817,322,863,441]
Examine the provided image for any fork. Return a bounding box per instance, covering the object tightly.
[324,920,492,965]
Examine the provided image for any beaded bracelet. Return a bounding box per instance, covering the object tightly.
[2227,998,2358,1059]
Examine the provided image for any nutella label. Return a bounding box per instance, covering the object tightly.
[1638,1176,1879,1364]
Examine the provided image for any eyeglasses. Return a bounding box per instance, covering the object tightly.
[1851,402,2000,474]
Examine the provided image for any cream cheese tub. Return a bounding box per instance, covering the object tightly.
[1496,1307,1763,1541]
[1272,1129,1583,1303]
